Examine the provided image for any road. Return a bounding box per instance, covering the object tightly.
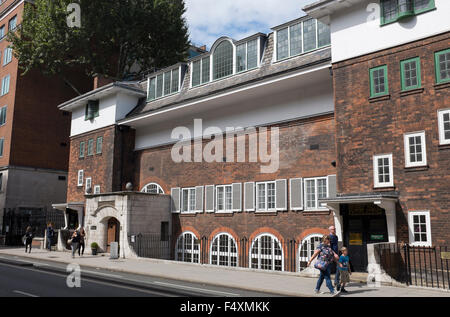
[0,256,280,297]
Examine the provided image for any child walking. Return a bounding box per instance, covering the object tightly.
[337,247,351,293]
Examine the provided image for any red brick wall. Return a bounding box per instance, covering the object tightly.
[333,32,450,245]
[135,114,337,241]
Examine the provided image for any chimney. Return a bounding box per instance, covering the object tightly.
[93,74,115,90]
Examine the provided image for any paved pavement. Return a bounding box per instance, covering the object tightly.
[0,247,449,297]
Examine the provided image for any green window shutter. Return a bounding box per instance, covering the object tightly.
[400,57,421,90]
[96,137,103,154]
[435,48,450,84]
[79,141,85,158]
[413,0,435,14]
[370,65,389,97]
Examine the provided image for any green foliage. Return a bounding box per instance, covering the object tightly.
[8,0,190,83]
[91,242,99,249]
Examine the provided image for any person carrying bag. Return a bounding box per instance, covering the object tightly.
[307,235,339,296]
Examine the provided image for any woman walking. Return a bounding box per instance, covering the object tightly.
[78,227,86,256]
[70,230,81,259]
[24,226,33,253]
[307,235,340,296]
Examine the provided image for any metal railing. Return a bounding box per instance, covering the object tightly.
[128,233,173,260]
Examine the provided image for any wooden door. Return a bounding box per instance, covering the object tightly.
[107,218,119,253]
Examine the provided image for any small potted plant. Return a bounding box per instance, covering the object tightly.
[91,242,99,255]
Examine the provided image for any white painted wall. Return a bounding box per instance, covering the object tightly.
[134,79,333,150]
[70,93,140,137]
[330,0,450,63]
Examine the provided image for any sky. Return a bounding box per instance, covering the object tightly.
[184,0,314,50]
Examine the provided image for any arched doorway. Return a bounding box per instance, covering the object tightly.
[107,218,120,253]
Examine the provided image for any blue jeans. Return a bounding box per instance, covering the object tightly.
[315,265,335,293]
[46,238,52,250]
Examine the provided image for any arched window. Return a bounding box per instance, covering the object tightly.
[298,234,323,271]
[213,40,234,80]
[250,233,283,271]
[141,183,164,194]
[210,233,238,267]
[175,232,200,263]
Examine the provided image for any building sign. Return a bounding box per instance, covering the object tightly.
[441,252,450,260]
[370,234,384,241]
[349,204,384,216]
[349,232,363,245]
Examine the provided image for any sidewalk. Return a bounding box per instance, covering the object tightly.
[0,247,448,297]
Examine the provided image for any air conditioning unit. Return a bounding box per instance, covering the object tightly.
[85,100,99,120]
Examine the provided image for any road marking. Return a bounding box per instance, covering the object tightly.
[13,290,39,297]
[83,270,123,279]
[152,281,239,296]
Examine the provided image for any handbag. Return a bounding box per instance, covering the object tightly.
[314,259,329,271]
[67,238,73,245]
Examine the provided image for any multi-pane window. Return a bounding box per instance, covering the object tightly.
[236,39,258,73]
[216,184,233,212]
[191,56,211,87]
[85,177,92,194]
[87,139,94,156]
[147,67,180,101]
[250,234,283,271]
[370,65,388,97]
[256,181,276,212]
[175,232,200,263]
[1,74,10,96]
[141,183,164,194]
[304,177,328,210]
[210,233,238,267]
[435,48,450,84]
[0,26,4,39]
[408,211,431,246]
[96,136,103,154]
[8,16,17,31]
[404,132,427,167]
[213,40,234,80]
[438,109,450,145]
[0,138,3,157]
[0,106,6,125]
[276,19,330,61]
[79,141,85,158]
[381,0,435,25]
[3,47,12,65]
[401,57,421,90]
[181,188,196,213]
[373,154,394,188]
[77,170,84,187]
[298,234,322,271]
[94,185,101,195]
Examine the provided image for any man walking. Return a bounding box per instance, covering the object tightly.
[328,226,340,289]
[46,223,54,251]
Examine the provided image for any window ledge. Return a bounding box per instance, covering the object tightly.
[400,88,424,97]
[215,212,234,217]
[369,94,390,103]
[434,81,450,91]
[302,209,330,216]
[255,211,277,216]
[438,144,450,150]
[180,213,197,217]
[373,186,396,191]
[404,165,429,172]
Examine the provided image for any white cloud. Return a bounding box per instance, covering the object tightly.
[184,0,314,49]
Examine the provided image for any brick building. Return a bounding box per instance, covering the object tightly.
[56,0,449,273]
[0,0,92,243]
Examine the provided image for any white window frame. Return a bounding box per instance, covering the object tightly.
[373,154,394,188]
[141,182,164,194]
[190,56,211,88]
[255,181,276,212]
[408,211,432,247]
[181,187,196,214]
[404,131,427,167]
[215,184,233,213]
[175,231,200,263]
[298,233,323,271]
[1,74,10,96]
[3,46,12,66]
[303,177,328,211]
[85,177,92,194]
[147,66,181,101]
[93,185,100,195]
[438,109,450,145]
[211,38,236,82]
[209,232,238,267]
[77,170,84,187]
[249,233,284,272]
[0,105,6,126]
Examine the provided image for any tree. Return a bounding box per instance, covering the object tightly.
[8,0,190,94]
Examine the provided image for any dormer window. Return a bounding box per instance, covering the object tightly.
[381,0,435,25]
[236,39,258,73]
[213,40,234,80]
[147,66,181,101]
[274,18,330,62]
[85,100,99,121]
